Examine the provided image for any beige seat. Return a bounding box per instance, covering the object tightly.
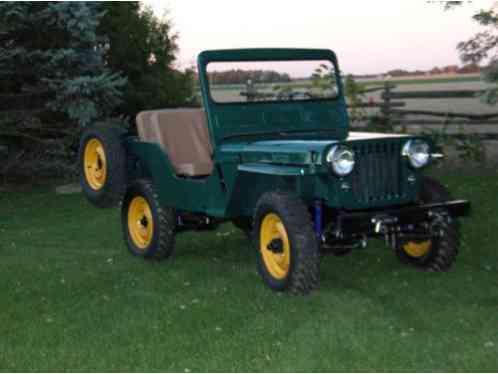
[136,108,214,177]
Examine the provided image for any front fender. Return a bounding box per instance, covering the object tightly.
[224,162,318,217]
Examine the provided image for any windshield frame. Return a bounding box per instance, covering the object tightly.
[198,49,344,108]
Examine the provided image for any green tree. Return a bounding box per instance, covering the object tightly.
[344,75,367,124]
[449,2,498,104]
[311,63,337,93]
[0,2,126,177]
[0,2,126,125]
[98,2,196,118]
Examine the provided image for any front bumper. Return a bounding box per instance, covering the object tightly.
[337,200,471,237]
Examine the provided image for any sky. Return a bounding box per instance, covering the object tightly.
[143,0,495,75]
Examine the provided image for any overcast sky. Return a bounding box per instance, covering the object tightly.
[143,0,494,75]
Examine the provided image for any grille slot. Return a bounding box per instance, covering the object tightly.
[351,141,403,203]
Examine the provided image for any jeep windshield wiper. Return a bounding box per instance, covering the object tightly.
[221,129,338,142]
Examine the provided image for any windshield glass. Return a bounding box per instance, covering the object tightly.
[207,60,339,104]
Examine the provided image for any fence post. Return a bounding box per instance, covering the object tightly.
[381,81,392,129]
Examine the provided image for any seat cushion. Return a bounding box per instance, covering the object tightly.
[136,109,214,177]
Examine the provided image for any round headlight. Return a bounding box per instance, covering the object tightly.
[326,145,355,176]
[402,140,430,168]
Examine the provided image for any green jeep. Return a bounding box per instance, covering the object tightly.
[79,48,470,295]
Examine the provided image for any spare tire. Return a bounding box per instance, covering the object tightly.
[79,124,127,208]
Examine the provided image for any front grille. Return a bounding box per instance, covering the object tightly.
[351,141,403,203]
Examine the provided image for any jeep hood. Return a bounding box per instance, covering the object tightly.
[219,132,412,166]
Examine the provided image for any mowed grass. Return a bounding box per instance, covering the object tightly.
[1,171,498,372]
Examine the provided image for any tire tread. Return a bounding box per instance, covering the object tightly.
[79,124,127,208]
[122,179,176,260]
[253,191,319,295]
[396,176,460,271]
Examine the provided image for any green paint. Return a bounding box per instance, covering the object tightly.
[198,49,349,145]
[126,49,434,218]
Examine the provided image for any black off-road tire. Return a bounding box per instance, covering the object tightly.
[122,180,176,260]
[253,192,319,295]
[79,124,127,208]
[395,177,460,271]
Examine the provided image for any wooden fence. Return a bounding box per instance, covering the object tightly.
[354,82,498,138]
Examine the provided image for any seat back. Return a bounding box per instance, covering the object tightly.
[136,109,214,177]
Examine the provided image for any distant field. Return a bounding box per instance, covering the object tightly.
[209,74,482,91]
[209,74,492,116]
[358,74,481,86]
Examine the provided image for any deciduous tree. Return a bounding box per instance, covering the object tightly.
[98,2,196,118]
[448,2,498,104]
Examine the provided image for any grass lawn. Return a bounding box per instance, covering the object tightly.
[1,170,497,372]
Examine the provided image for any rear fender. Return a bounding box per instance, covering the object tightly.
[124,139,226,216]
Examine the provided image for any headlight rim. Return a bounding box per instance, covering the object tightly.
[402,139,431,169]
[326,144,356,176]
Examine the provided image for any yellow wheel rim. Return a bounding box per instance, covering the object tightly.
[127,196,154,250]
[260,213,291,280]
[403,240,432,258]
[83,138,107,190]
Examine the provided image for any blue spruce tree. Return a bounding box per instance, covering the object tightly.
[0,2,126,177]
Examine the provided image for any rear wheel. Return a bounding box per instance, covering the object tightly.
[253,192,319,295]
[395,177,460,271]
[122,180,176,260]
[79,124,127,208]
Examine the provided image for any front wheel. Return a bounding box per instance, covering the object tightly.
[253,192,319,295]
[121,180,176,260]
[395,177,460,271]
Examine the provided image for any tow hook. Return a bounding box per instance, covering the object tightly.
[372,215,399,247]
[372,215,398,234]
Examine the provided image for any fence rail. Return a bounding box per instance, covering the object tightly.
[362,82,498,137]
[353,102,405,108]
[383,90,481,100]
[389,109,498,121]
